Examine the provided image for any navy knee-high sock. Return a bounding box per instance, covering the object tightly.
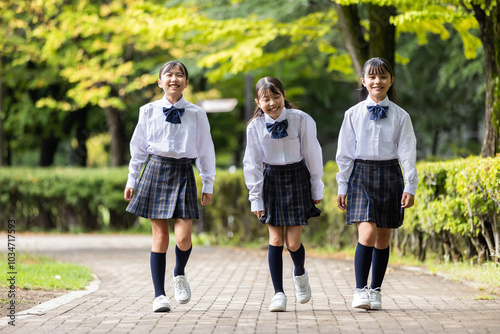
[268,245,284,294]
[354,242,374,289]
[174,245,192,277]
[289,244,306,276]
[370,246,390,290]
[150,251,166,298]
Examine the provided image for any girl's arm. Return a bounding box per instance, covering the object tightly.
[126,106,149,191]
[397,113,418,196]
[243,123,265,212]
[335,110,356,195]
[195,110,216,196]
[300,114,324,201]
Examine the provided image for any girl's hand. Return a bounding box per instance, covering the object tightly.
[124,188,134,201]
[401,193,415,208]
[337,195,346,210]
[253,211,264,219]
[201,193,212,205]
[313,199,322,205]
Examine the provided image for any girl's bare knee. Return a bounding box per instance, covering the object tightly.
[176,235,192,250]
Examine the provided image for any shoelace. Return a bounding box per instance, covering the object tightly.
[171,277,186,291]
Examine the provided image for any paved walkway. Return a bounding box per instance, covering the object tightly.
[1,234,499,333]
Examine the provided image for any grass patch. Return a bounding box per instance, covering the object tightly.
[426,261,499,298]
[0,253,93,290]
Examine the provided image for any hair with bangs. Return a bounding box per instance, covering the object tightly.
[359,57,396,102]
[159,61,189,80]
[248,77,296,124]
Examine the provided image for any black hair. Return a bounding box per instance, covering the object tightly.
[359,57,396,102]
[159,61,189,80]
[248,77,296,124]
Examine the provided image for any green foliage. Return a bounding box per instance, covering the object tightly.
[1,157,499,262]
[403,156,500,262]
[0,162,351,249]
[0,167,135,231]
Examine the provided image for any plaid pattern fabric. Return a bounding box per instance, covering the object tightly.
[259,160,321,227]
[126,155,199,219]
[346,159,404,228]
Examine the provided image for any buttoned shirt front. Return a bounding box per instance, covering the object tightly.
[243,108,324,212]
[126,96,216,194]
[335,96,418,195]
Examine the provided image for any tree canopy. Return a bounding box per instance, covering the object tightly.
[0,0,495,167]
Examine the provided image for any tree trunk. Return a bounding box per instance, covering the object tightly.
[39,136,60,166]
[368,4,397,72]
[104,106,126,166]
[431,128,440,156]
[70,109,89,167]
[335,3,396,78]
[472,4,500,157]
[334,3,369,78]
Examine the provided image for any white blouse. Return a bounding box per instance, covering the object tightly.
[126,96,216,194]
[243,108,324,212]
[336,96,418,195]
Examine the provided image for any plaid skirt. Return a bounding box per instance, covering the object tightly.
[126,155,199,219]
[346,159,404,228]
[259,160,321,227]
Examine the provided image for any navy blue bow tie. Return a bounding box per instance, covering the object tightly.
[266,119,288,139]
[163,106,185,124]
[367,104,389,121]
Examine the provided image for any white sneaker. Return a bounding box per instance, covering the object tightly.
[293,270,311,304]
[172,275,191,304]
[152,295,171,312]
[369,288,382,310]
[352,287,371,309]
[269,292,287,312]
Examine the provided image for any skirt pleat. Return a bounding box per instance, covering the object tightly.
[126,155,199,219]
[346,159,404,228]
[259,160,320,227]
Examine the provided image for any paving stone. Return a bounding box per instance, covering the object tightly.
[0,234,499,333]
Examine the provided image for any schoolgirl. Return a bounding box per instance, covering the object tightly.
[124,61,216,312]
[336,57,418,310]
[243,77,324,312]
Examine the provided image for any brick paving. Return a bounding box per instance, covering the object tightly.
[1,234,499,333]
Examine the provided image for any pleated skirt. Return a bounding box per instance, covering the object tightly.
[259,160,321,227]
[346,159,404,228]
[126,155,199,219]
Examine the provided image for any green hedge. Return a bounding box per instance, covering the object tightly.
[1,156,498,262]
[0,167,136,231]
[401,156,500,262]
[0,162,350,246]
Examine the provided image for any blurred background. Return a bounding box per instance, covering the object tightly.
[0,0,490,168]
[2,0,499,263]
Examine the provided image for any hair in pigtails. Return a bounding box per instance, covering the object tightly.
[248,77,297,124]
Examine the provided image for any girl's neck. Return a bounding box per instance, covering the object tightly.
[369,94,387,104]
[165,94,182,105]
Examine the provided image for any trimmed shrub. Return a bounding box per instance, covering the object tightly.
[2,156,498,263]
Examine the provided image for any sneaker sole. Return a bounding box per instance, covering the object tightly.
[269,306,286,312]
[175,288,191,304]
[352,302,371,309]
[370,303,382,310]
[177,298,190,304]
[153,306,171,312]
[297,295,311,304]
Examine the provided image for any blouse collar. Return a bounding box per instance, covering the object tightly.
[162,95,187,108]
[365,95,390,107]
